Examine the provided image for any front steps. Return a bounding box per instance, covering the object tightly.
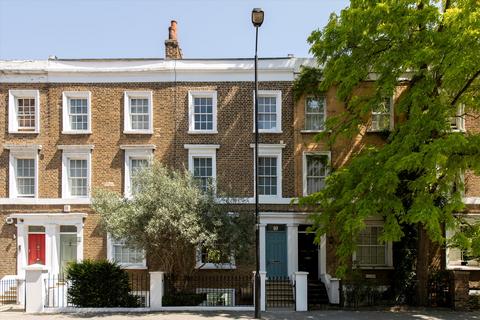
[266,278,294,309]
[308,279,329,309]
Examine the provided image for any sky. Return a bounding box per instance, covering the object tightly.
[0,0,349,60]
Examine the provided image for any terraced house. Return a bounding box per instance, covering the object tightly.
[0,21,478,310]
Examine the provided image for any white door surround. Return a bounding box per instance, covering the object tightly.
[258,212,326,279]
[10,212,86,278]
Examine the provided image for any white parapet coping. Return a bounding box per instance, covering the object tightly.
[43,306,254,313]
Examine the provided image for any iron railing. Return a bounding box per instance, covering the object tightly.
[428,271,451,308]
[0,278,22,305]
[163,273,254,306]
[266,276,295,309]
[44,273,150,308]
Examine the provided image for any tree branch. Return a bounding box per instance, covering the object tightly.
[451,68,480,106]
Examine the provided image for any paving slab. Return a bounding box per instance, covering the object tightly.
[0,309,479,320]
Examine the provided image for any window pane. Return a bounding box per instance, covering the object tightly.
[60,225,77,233]
[69,159,88,196]
[16,158,35,196]
[258,96,277,130]
[258,157,277,195]
[193,97,213,131]
[112,239,144,265]
[69,98,88,130]
[130,98,150,130]
[371,98,391,131]
[305,97,325,131]
[357,226,387,265]
[16,98,36,130]
[306,155,328,194]
[193,157,213,192]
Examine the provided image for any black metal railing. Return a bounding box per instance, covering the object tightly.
[44,273,150,308]
[0,278,21,305]
[266,276,295,309]
[163,273,254,306]
[428,271,451,307]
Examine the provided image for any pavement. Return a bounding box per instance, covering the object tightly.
[0,309,479,320]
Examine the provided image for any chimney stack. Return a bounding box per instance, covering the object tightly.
[165,20,183,59]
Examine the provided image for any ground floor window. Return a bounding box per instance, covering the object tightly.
[355,225,392,267]
[107,235,146,269]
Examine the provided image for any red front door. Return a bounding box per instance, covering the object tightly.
[28,234,45,265]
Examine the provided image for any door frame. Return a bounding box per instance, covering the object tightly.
[10,213,86,278]
[259,212,326,279]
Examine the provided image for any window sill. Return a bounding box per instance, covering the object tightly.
[447,265,480,271]
[8,130,39,134]
[300,130,325,133]
[355,266,394,270]
[123,130,153,135]
[366,129,391,133]
[451,129,466,133]
[119,265,148,270]
[62,130,92,135]
[188,130,218,134]
[195,263,236,270]
[253,130,283,134]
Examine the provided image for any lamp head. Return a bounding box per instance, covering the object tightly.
[252,8,264,27]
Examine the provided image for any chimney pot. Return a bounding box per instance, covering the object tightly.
[169,20,177,40]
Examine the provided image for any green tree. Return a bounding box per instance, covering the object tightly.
[92,162,254,276]
[298,0,480,305]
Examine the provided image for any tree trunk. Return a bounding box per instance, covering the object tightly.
[416,224,430,306]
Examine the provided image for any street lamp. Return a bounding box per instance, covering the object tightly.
[252,7,264,320]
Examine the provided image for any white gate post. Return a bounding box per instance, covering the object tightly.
[294,271,308,311]
[150,271,164,311]
[253,271,266,311]
[24,264,47,313]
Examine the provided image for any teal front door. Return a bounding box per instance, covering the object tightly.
[266,225,287,277]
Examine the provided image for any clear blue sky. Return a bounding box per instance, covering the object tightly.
[0,0,349,60]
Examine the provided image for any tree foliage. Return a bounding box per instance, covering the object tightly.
[297,0,480,278]
[92,162,254,275]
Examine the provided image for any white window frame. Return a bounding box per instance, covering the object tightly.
[303,96,327,132]
[7,145,41,199]
[106,234,147,269]
[188,90,218,134]
[302,151,331,196]
[250,144,285,201]
[195,247,236,270]
[8,90,40,134]
[253,90,282,133]
[62,91,92,134]
[184,144,219,194]
[446,215,480,270]
[59,145,93,199]
[121,146,155,198]
[368,96,394,132]
[353,221,393,269]
[123,91,153,134]
[450,104,466,132]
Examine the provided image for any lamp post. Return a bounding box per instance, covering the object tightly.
[252,7,264,319]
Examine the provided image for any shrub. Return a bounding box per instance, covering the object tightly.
[66,259,139,307]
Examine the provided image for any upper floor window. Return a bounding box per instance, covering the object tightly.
[251,144,285,200]
[8,90,40,134]
[188,91,218,134]
[195,247,236,270]
[450,104,466,132]
[59,145,93,198]
[121,145,155,197]
[124,91,153,134]
[185,144,219,194]
[254,90,282,133]
[304,96,326,131]
[6,144,40,198]
[354,224,392,267]
[369,97,393,132]
[303,152,330,195]
[62,91,91,134]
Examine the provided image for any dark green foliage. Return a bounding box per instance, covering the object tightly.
[298,0,480,281]
[66,259,139,307]
[392,223,417,305]
[162,293,207,306]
